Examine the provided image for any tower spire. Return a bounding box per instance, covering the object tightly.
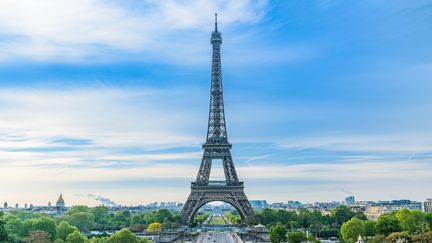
[214,13,218,32]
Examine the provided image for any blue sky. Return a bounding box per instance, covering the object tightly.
[1,0,432,206]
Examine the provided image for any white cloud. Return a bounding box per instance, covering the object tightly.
[0,0,268,62]
[278,134,432,154]
[1,87,431,205]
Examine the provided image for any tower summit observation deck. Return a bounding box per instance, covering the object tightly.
[180,14,254,225]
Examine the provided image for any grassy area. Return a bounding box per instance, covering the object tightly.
[208,216,227,225]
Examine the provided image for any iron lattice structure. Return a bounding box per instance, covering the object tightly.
[181,14,254,225]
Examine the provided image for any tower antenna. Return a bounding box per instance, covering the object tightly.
[214,13,218,32]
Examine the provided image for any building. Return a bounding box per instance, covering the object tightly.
[269,202,286,209]
[3,202,7,209]
[287,201,302,209]
[345,196,355,205]
[424,199,432,213]
[313,201,341,210]
[349,201,372,213]
[365,200,423,220]
[55,193,66,211]
[250,200,268,209]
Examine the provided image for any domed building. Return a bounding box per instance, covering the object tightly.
[55,193,66,211]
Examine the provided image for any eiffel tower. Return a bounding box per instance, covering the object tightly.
[181,14,254,225]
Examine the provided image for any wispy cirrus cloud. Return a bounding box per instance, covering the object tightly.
[1,86,431,205]
[0,0,269,63]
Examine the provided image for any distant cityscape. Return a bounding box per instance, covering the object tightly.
[2,194,431,221]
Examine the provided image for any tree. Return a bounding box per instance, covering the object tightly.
[139,237,151,243]
[395,209,426,234]
[363,220,376,237]
[269,223,286,243]
[25,230,51,243]
[66,212,96,232]
[287,231,307,243]
[67,206,91,215]
[31,216,57,241]
[320,228,339,239]
[331,206,354,226]
[147,222,162,233]
[8,210,40,221]
[412,231,432,243]
[289,221,299,230]
[0,213,8,242]
[57,221,78,241]
[154,209,172,223]
[386,231,411,242]
[92,206,109,224]
[66,230,87,243]
[367,235,386,243]
[261,208,278,226]
[376,214,401,236]
[114,211,130,227]
[130,215,143,225]
[341,218,365,243]
[425,212,432,228]
[90,236,110,243]
[3,216,26,243]
[108,228,137,243]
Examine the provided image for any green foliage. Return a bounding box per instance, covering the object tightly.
[66,230,87,243]
[64,212,96,232]
[331,206,355,226]
[411,231,432,242]
[287,231,307,243]
[67,206,91,215]
[30,216,57,241]
[193,212,209,225]
[153,209,172,223]
[25,230,51,243]
[320,228,339,239]
[108,228,137,243]
[139,237,151,243]
[4,215,26,239]
[341,218,365,243]
[208,216,226,225]
[225,211,241,224]
[366,234,386,243]
[269,223,287,243]
[395,209,426,234]
[426,212,432,228]
[289,220,300,230]
[114,211,130,228]
[376,214,402,236]
[90,236,109,243]
[8,210,42,221]
[0,213,8,242]
[363,220,376,237]
[57,221,78,241]
[92,206,109,224]
[130,215,143,225]
[386,231,411,242]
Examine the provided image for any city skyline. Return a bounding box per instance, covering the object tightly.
[1,1,432,206]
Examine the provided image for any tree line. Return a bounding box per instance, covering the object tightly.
[0,206,180,243]
[255,206,432,243]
